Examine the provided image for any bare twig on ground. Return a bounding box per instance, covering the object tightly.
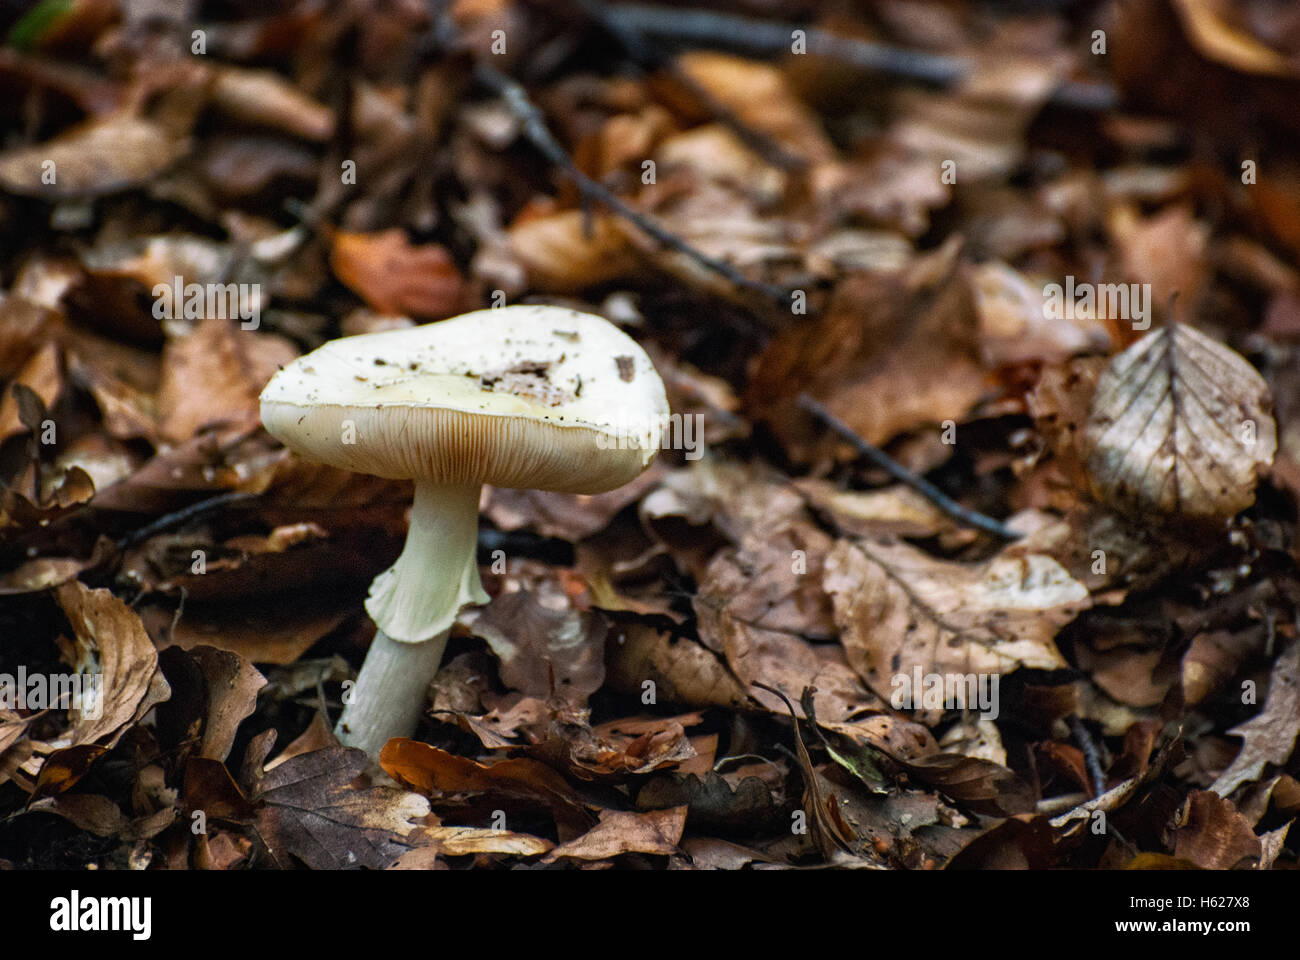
[604,3,1117,112]
[473,61,791,306]
[798,393,1023,541]
[1067,714,1107,798]
[116,491,257,550]
[578,0,806,170]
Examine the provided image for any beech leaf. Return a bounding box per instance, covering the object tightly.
[1084,324,1276,517]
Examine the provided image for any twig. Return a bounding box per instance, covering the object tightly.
[604,3,1117,113]
[798,393,1022,540]
[578,0,806,170]
[473,61,790,305]
[116,491,256,550]
[1067,714,1106,798]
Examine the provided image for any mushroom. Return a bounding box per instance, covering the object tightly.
[259,305,669,757]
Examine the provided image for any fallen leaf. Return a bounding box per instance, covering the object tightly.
[330,230,466,319]
[823,537,1087,714]
[56,581,171,749]
[189,646,266,762]
[541,806,687,862]
[464,589,606,700]
[1084,323,1277,517]
[254,746,429,869]
[749,237,987,459]
[0,112,189,198]
[1210,641,1300,796]
[380,739,593,836]
[1167,790,1262,869]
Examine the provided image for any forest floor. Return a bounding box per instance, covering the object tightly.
[0,0,1298,872]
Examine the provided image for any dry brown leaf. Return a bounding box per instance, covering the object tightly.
[64,345,158,441]
[824,538,1087,713]
[464,589,607,701]
[188,647,266,762]
[483,463,666,541]
[972,261,1109,367]
[0,341,61,443]
[27,794,175,841]
[143,598,354,666]
[210,66,335,141]
[380,738,593,835]
[1109,204,1210,319]
[1084,323,1277,517]
[254,746,430,870]
[1167,791,1262,869]
[0,113,189,197]
[672,53,835,163]
[1170,0,1300,77]
[795,478,955,539]
[157,317,293,444]
[605,623,750,710]
[417,825,552,858]
[505,209,636,291]
[1182,627,1266,706]
[330,230,466,319]
[889,56,1065,183]
[541,806,687,862]
[56,581,172,750]
[749,237,987,458]
[1210,641,1300,797]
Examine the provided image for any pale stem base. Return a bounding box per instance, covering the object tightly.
[334,627,449,757]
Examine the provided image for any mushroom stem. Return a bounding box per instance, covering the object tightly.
[334,627,449,756]
[336,480,489,756]
[365,480,489,643]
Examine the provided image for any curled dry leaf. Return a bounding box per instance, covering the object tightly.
[56,581,171,750]
[380,739,593,836]
[605,623,749,710]
[1210,641,1300,797]
[188,647,266,763]
[1167,790,1262,869]
[413,825,552,859]
[824,538,1088,714]
[210,66,335,141]
[0,342,61,443]
[541,806,687,863]
[1083,323,1276,518]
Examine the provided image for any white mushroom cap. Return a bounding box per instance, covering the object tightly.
[260,304,669,493]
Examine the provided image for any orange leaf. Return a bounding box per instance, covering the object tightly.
[330,229,465,319]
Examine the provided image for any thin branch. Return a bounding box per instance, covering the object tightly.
[798,393,1022,541]
[473,61,790,305]
[604,3,1117,112]
[1067,714,1107,798]
[116,491,256,550]
[578,0,806,170]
